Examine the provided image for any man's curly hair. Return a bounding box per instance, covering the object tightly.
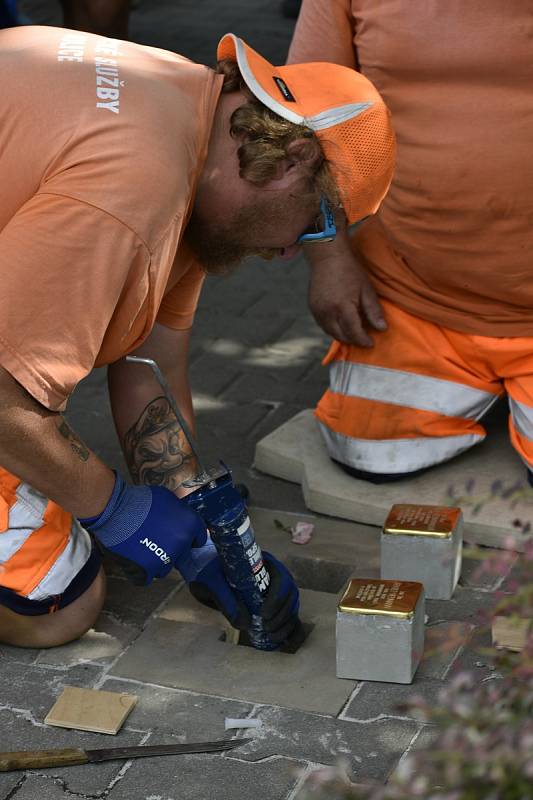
[215,59,340,206]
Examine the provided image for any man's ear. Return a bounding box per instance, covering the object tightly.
[285,136,323,170]
[264,136,323,188]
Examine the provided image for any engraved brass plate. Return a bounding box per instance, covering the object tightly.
[338,579,422,618]
[383,504,461,538]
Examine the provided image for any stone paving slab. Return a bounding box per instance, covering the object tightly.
[248,506,380,590]
[34,615,137,668]
[110,590,358,715]
[341,677,445,722]
[1,776,82,800]
[0,709,142,797]
[0,661,103,721]
[226,705,419,782]
[108,748,304,800]
[98,678,254,740]
[254,408,527,551]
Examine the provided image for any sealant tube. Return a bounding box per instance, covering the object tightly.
[186,468,279,651]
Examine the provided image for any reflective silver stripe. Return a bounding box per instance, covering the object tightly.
[0,482,90,599]
[307,102,373,131]
[509,398,533,442]
[234,37,374,132]
[0,484,48,561]
[28,520,92,601]
[319,423,484,473]
[329,361,498,420]
[234,37,304,126]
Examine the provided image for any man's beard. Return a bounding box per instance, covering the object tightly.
[185,204,279,276]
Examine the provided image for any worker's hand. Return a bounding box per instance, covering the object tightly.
[258,552,300,644]
[79,473,208,585]
[305,230,386,346]
[182,540,251,630]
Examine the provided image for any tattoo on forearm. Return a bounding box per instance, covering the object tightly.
[57,420,90,462]
[124,397,196,490]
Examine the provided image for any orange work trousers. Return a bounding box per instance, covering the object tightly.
[316,299,533,478]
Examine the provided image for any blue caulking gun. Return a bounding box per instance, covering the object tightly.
[126,355,299,651]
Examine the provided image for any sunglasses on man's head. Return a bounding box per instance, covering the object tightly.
[297,196,337,244]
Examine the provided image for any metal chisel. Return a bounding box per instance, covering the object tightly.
[0,738,251,772]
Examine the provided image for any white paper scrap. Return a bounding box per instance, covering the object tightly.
[224,717,262,730]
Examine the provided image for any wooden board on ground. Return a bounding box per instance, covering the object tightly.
[254,405,529,552]
[45,686,137,735]
[492,616,530,651]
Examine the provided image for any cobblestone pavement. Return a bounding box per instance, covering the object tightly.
[1,3,520,799]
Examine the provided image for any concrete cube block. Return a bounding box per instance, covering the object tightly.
[381,504,463,600]
[336,579,425,684]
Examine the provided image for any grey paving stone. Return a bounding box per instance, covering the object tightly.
[109,746,302,800]
[110,590,357,715]
[341,678,446,722]
[34,614,137,668]
[222,365,323,406]
[0,661,103,721]
[0,643,40,665]
[99,678,253,739]
[241,469,314,518]
[500,551,531,593]
[459,549,518,590]
[102,572,180,628]
[447,626,500,681]
[293,770,373,800]
[193,305,294,348]
[425,586,496,626]
[189,353,243,398]
[0,709,141,798]
[248,506,380,590]
[227,706,418,782]
[2,775,81,800]
[417,622,473,680]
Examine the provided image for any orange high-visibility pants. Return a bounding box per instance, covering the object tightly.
[0,467,98,613]
[316,299,533,478]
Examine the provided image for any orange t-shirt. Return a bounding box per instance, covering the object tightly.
[0,26,223,410]
[289,0,533,337]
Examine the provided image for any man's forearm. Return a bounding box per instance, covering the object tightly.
[122,392,198,492]
[0,368,115,517]
[108,325,198,495]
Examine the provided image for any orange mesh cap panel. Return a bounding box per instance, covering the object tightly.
[217,33,396,223]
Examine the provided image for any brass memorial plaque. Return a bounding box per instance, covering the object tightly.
[338,579,422,619]
[383,504,461,538]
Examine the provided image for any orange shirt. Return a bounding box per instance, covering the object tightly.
[289,1,533,337]
[0,26,223,410]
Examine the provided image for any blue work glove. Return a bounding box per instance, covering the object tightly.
[176,539,251,631]
[259,552,300,644]
[79,473,208,586]
[185,547,300,645]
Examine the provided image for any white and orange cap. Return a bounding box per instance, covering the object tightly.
[217,33,396,224]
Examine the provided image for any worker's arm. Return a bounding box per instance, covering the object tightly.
[0,363,208,585]
[303,224,387,346]
[287,0,356,68]
[0,366,114,518]
[107,322,198,496]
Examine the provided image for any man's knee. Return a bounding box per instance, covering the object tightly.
[0,567,106,649]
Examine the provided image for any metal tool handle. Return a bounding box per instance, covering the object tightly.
[0,748,88,772]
